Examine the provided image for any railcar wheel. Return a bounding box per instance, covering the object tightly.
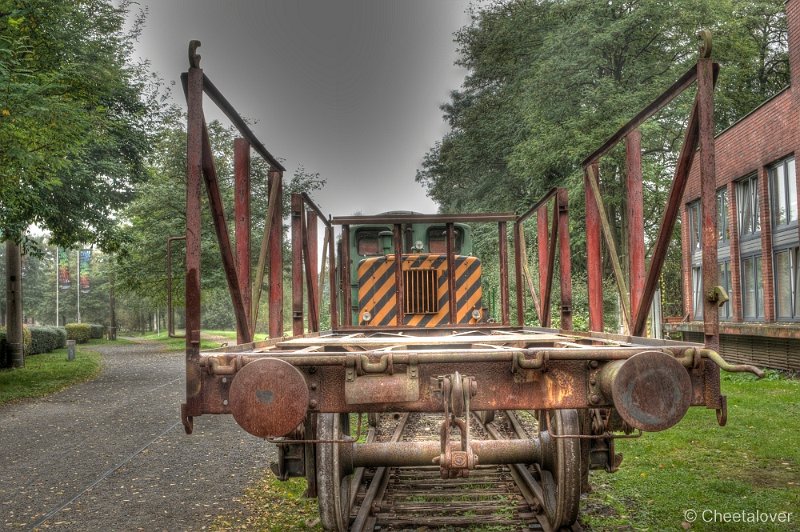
[317,413,352,531]
[537,409,581,529]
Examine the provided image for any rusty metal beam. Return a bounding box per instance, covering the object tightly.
[537,206,549,322]
[585,164,603,332]
[200,122,250,343]
[499,221,509,325]
[540,201,559,328]
[393,224,405,326]
[268,170,284,338]
[557,188,573,330]
[698,57,719,349]
[631,101,701,335]
[514,222,525,326]
[446,223,457,324]
[582,65,701,168]
[332,213,515,225]
[184,64,203,430]
[328,225,338,330]
[234,138,252,343]
[292,194,305,336]
[517,188,559,224]
[626,130,645,325]
[341,225,352,327]
[251,168,281,333]
[585,164,632,329]
[303,211,320,332]
[301,192,331,228]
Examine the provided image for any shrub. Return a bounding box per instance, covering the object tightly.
[65,323,91,344]
[89,324,105,339]
[54,327,67,348]
[29,326,64,355]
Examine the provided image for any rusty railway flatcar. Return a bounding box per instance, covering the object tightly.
[178,37,763,531]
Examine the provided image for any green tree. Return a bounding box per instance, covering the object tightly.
[418,0,789,330]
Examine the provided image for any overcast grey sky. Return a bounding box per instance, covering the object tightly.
[130,1,472,217]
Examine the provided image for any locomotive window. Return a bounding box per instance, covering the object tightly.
[356,230,381,256]
[428,227,462,254]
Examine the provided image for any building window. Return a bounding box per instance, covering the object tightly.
[687,201,701,253]
[769,157,797,228]
[736,174,760,238]
[717,188,729,243]
[719,260,732,320]
[692,266,703,320]
[741,254,763,319]
[774,247,800,320]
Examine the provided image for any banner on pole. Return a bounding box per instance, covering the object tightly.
[58,248,71,290]
[79,249,91,293]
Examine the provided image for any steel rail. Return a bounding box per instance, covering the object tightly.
[350,413,410,532]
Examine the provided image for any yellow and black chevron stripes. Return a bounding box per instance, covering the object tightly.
[357,254,483,327]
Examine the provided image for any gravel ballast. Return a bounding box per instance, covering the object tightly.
[0,341,273,530]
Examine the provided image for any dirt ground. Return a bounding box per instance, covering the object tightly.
[0,341,273,531]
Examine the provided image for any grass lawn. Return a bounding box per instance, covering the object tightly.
[584,370,800,530]
[131,329,238,351]
[0,341,114,405]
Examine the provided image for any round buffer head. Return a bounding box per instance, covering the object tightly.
[229,358,309,438]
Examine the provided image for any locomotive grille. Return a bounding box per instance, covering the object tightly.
[404,269,439,314]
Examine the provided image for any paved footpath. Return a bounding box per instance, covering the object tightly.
[0,341,273,531]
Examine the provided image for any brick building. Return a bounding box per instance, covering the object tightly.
[668,0,800,370]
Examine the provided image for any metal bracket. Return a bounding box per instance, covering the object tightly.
[344,353,420,404]
[512,351,548,383]
[434,372,478,478]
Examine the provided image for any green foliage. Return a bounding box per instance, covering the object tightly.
[89,324,105,339]
[419,0,789,328]
[28,326,64,355]
[0,0,162,249]
[64,323,91,344]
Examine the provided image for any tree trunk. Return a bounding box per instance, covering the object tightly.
[5,238,24,368]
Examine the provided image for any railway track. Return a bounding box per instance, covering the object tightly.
[345,411,584,531]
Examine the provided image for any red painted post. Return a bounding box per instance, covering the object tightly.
[185,67,203,359]
[394,224,405,326]
[341,225,352,326]
[184,61,203,430]
[499,222,510,325]
[268,169,284,338]
[234,138,252,343]
[537,206,549,315]
[626,130,645,326]
[328,225,339,330]
[446,223,457,324]
[306,210,319,330]
[585,164,603,332]
[514,222,524,326]
[557,188,573,330]
[291,194,304,336]
[698,57,719,351]
[200,124,250,343]
[302,213,319,332]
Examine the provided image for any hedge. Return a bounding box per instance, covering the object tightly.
[54,327,67,348]
[65,323,91,344]
[29,326,65,355]
[89,324,105,339]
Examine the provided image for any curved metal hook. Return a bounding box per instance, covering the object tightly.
[697,29,712,59]
[189,40,201,68]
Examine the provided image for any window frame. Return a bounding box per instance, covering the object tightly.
[736,174,761,240]
[773,246,800,321]
[718,260,732,320]
[717,188,729,245]
[687,201,702,254]
[769,157,797,230]
[741,253,764,320]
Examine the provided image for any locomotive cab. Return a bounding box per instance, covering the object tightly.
[342,215,485,327]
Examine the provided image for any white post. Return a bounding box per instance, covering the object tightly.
[55,246,59,327]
